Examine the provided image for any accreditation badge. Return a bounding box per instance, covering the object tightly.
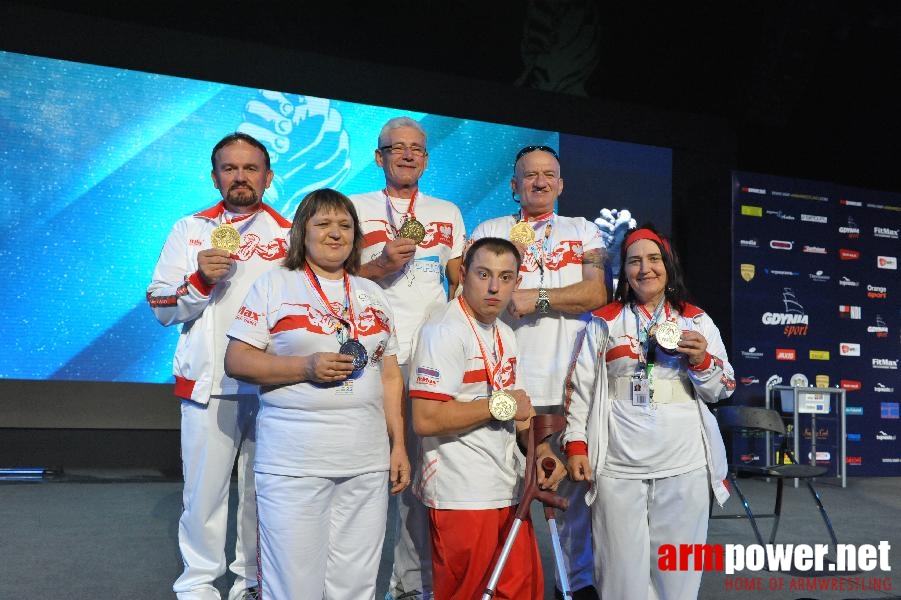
[631,373,650,407]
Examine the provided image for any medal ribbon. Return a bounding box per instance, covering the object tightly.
[515,210,555,287]
[384,188,419,237]
[457,297,506,391]
[303,263,357,342]
[631,300,672,397]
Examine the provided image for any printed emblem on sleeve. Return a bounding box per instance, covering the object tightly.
[416,366,441,386]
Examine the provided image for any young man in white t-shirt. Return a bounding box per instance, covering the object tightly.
[410,237,565,600]
[349,116,465,600]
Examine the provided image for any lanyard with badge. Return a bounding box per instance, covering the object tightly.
[630,301,683,407]
[303,263,368,371]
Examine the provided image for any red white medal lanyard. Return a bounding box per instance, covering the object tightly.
[303,263,356,339]
[458,297,506,391]
[222,206,257,225]
[519,209,555,285]
[384,189,418,236]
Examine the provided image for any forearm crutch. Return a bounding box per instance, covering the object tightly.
[481,414,571,600]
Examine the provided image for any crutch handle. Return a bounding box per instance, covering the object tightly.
[541,457,557,478]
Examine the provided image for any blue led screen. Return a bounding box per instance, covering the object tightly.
[0,51,671,383]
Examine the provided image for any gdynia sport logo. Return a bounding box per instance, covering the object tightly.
[659,541,892,592]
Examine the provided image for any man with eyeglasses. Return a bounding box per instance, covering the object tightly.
[349,116,466,600]
[468,144,609,600]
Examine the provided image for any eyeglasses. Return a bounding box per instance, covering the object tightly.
[379,144,428,157]
[514,145,558,165]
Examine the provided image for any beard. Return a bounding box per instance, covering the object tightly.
[226,185,261,208]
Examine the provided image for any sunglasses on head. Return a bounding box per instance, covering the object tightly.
[514,145,559,166]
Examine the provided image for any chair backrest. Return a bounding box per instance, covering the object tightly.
[715,405,786,435]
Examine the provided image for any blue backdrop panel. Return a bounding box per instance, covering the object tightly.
[731,171,900,476]
[0,51,672,384]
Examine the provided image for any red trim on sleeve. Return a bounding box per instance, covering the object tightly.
[411,390,454,402]
[565,441,588,457]
[688,352,712,371]
[188,271,214,296]
[174,375,196,399]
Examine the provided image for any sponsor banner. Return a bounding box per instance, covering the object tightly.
[775,348,796,361]
[839,379,862,391]
[770,240,794,250]
[838,343,860,357]
[867,285,888,299]
[766,209,796,221]
[733,172,901,476]
[876,255,897,269]
[741,205,763,217]
[740,347,763,360]
[838,305,861,319]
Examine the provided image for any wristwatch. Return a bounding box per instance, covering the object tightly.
[488,390,517,421]
[535,288,551,315]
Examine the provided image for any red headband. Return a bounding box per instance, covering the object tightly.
[624,228,671,255]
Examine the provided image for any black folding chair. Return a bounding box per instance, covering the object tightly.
[710,405,838,548]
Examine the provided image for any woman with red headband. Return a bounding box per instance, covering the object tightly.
[562,224,735,599]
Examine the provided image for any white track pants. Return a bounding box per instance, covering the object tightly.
[256,470,389,600]
[174,395,258,600]
[592,467,709,600]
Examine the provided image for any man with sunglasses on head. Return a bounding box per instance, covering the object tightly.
[468,144,609,600]
[349,116,466,600]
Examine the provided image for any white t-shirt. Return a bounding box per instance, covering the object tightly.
[350,190,466,364]
[470,213,603,407]
[227,266,399,478]
[409,299,522,510]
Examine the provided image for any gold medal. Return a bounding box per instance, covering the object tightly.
[488,389,518,421]
[211,223,241,252]
[398,217,426,245]
[653,320,682,351]
[509,221,535,245]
